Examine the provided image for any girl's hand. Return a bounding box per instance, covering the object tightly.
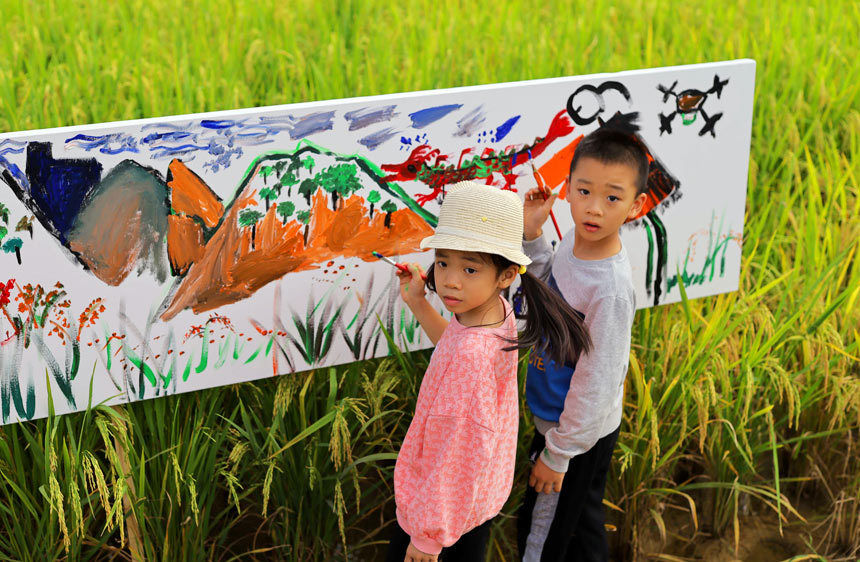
[397,263,427,305]
[405,541,438,562]
[523,187,558,241]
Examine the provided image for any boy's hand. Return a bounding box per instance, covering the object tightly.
[523,187,558,241]
[397,263,427,305]
[529,456,565,494]
[405,541,438,562]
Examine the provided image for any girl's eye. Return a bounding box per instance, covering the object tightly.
[607,195,619,202]
[578,188,589,196]
[464,267,477,275]
[436,260,447,268]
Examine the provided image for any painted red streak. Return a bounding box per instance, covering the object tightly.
[380,110,574,203]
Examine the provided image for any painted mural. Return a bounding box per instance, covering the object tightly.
[0,60,755,424]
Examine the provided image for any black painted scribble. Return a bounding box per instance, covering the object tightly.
[566,81,632,126]
[657,74,729,137]
[597,112,682,306]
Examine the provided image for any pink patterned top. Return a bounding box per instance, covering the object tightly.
[393,297,519,555]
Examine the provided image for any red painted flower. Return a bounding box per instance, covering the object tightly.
[0,279,13,308]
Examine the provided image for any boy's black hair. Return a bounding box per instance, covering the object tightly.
[424,253,591,366]
[568,128,649,196]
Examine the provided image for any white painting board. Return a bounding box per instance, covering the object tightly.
[0,59,755,424]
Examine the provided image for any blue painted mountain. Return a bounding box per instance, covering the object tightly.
[24,142,103,243]
[0,143,174,284]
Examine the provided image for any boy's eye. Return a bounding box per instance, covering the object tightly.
[578,188,589,196]
[464,267,477,275]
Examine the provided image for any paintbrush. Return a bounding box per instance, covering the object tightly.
[372,251,428,281]
[530,160,563,239]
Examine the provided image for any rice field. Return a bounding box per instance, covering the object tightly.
[0,0,858,560]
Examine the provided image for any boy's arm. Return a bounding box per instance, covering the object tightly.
[522,188,559,283]
[521,234,554,283]
[540,295,633,472]
[398,264,448,345]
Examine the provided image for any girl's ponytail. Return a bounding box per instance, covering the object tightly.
[511,272,591,366]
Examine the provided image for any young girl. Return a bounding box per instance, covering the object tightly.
[385,181,591,562]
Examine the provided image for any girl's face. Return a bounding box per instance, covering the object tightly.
[433,249,518,327]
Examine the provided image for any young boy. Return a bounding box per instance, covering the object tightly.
[517,128,648,561]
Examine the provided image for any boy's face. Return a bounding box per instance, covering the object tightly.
[566,157,646,244]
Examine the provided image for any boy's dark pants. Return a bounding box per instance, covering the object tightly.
[385,517,492,562]
[517,426,620,562]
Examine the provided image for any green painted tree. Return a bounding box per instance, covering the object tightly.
[0,226,7,243]
[367,190,381,219]
[0,203,8,224]
[259,187,278,211]
[314,163,362,211]
[2,237,23,265]
[259,165,275,185]
[298,178,317,206]
[301,155,315,174]
[277,201,295,225]
[238,208,265,250]
[296,210,312,245]
[314,166,339,210]
[279,170,300,197]
[381,200,397,229]
[15,216,33,238]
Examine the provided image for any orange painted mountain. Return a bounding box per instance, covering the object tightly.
[165,159,223,276]
[161,187,433,320]
[167,158,224,229]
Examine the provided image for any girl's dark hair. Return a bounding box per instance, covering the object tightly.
[424,253,591,365]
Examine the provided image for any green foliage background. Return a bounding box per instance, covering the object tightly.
[0,0,858,559]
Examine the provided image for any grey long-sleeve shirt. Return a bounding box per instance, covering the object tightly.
[522,230,635,472]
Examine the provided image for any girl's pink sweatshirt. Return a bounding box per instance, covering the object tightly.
[393,297,519,555]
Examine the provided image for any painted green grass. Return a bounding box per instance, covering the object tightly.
[0,0,858,560]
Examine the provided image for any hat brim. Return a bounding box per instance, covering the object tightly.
[420,233,532,266]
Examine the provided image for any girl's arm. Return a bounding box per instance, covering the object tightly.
[397,264,448,345]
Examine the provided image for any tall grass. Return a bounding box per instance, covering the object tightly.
[0,0,858,559]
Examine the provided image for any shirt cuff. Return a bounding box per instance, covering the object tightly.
[523,233,551,257]
[541,446,570,473]
[411,535,444,556]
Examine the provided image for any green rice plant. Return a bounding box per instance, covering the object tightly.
[0,367,136,560]
[0,0,859,559]
[220,361,408,560]
[112,386,250,560]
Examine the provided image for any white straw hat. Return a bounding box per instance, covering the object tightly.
[420,181,532,266]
